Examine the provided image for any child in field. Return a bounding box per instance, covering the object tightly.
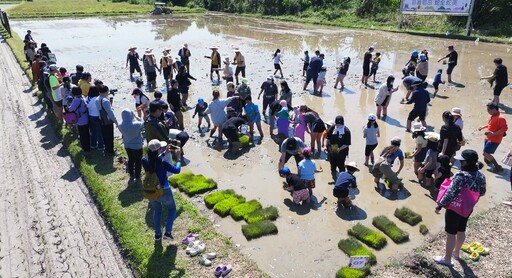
[418,133,439,187]
[292,106,307,141]
[276,100,290,139]
[298,147,323,196]
[301,50,310,77]
[317,65,327,94]
[192,98,211,132]
[334,57,350,90]
[363,114,380,166]
[369,52,381,82]
[432,69,445,97]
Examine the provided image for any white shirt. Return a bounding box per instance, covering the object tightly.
[273,53,281,64]
[87,96,100,117]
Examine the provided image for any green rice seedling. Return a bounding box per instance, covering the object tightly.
[419,224,429,235]
[347,223,387,250]
[230,200,262,221]
[213,195,246,217]
[241,220,278,240]
[244,206,279,224]
[204,190,236,208]
[337,238,377,265]
[335,266,369,278]
[239,135,250,147]
[372,216,409,243]
[177,174,217,196]
[169,172,195,188]
[394,207,423,226]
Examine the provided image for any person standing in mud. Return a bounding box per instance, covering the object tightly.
[160,49,175,86]
[258,75,278,119]
[438,111,463,162]
[361,46,374,86]
[438,45,458,83]
[301,50,310,77]
[416,54,429,82]
[334,56,350,90]
[126,47,142,81]
[143,48,159,92]
[374,75,398,120]
[301,105,326,156]
[303,53,324,93]
[272,49,284,79]
[324,116,351,181]
[166,80,184,130]
[178,44,191,72]
[205,47,221,82]
[480,58,508,105]
[404,82,430,132]
[204,89,238,142]
[175,65,196,108]
[478,102,508,172]
[232,49,245,85]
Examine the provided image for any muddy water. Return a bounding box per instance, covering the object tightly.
[12,14,512,277]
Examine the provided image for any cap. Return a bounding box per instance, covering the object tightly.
[241,78,248,84]
[451,107,462,116]
[391,136,401,146]
[279,100,287,107]
[411,50,419,56]
[368,113,377,121]
[147,139,167,152]
[267,74,274,80]
[302,147,312,155]
[335,115,344,125]
[454,149,479,164]
[198,98,204,103]
[345,161,360,172]
[279,167,290,176]
[48,65,58,71]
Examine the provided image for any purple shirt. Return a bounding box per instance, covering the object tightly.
[69,96,89,126]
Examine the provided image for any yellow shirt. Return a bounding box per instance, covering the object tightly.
[78,79,91,96]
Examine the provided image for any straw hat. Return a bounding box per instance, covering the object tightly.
[144,48,153,55]
[411,122,426,132]
[233,48,241,53]
[451,107,462,116]
[224,57,230,64]
[128,46,137,51]
[209,46,218,50]
[183,43,188,48]
[162,51,170,57]
[425,132,440,142]
[346,161,360,172]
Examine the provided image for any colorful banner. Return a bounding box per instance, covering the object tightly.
[401,0,473,16]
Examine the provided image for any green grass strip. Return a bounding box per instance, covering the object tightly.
[372,216,409,244]
[213,195,246,217]
[394,206,423,226]
[347,223,387,250]
[230,200,262,221]
[204,190,236,209]
[169,172,217,196]
[419,224,429,235]
[241,220,278,240]
[244,206,279,224]
[337,238,377,266]
[335,267,369,278]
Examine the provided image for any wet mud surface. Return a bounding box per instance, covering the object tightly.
[11,14,512,277]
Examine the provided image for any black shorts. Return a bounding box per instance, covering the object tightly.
[312,119,326,133]
[444,208,470,235]
[407,109,426,121]
[305,72,318,87]
[333,187,349,198]
[163,68,172,80]
[363,64,370,76]
[433,82,440,90]
[235,66,246,77]
[425,169,434,178]
[416,72,427,81]
[446,63,456,75]
[130,64,141,74]
[54,100,63,107]
[175,131,189,146]
[303,63,309,71]
[274,63,281,70]
[365,144,378,156]
[376,95,390,107]
[222,126,239,142]
[146,72,157,82]
[414,148,427,162]
[494,84,506,96]
[210,64,220,73]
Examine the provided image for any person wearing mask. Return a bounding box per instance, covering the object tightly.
[324,116,351,181]
[142,139,181,241]
[96,85,118,155]
[478,102,508,172]
[118,109,144,180]
[434,150,486,267]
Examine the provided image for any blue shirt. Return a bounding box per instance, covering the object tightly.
[434,72,442,84]
[298,159,316,181]
[334,171,356,190]
[307,57,323,74]
[387,149,404,165]
[244,103,261,123]
[142,157,181,189]
[406,88,430,110]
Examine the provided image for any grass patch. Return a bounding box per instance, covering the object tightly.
[244,206,279,224]
[419,224,429,235]
[6,0,205,18]
[372,216,409,244]
[335,267,369,278]
[204,190,236,209]
[394,207,423,226]
[169,172,217,196]
[347,223,387,250]
[230,200,262,221]
[337,238,377,265]
[241,220,278,240]
[213,195,246,217]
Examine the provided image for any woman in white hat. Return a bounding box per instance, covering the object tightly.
[451,107,463,130]
[142,139,182,241]
[143,48,159,91]
[204,47,221,82]
[363,113,380,166]
[409,122,427,180]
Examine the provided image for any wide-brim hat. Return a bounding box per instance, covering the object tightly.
[233,48,241,53]
[183,43,188,48]
[346,161,360,172]
[451,107,462,116]
[162,51,170,57]
[128,46,137,51]
[411,122,426,132]
[209,46,219,50]
[425,132,440,142]
[144,48,153,55]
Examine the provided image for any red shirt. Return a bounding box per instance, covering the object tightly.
[485,112,508,143]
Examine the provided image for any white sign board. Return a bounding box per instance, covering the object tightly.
[348,256,369,269]
[401,0,473,16]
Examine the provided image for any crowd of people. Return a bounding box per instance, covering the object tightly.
[24,29,510,268]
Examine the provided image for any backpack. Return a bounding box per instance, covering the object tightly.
[142,171,163,200]
[63,97,87,125]
[99,98,114,125]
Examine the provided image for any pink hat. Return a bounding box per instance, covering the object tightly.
[279,100,287,107]
[302,147,312,155]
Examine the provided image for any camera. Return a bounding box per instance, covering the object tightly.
[169,139,180,150]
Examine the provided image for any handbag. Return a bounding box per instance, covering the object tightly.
[501,154,512,167]
[436,176,480,218]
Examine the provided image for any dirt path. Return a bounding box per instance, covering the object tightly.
[0,38,132,277]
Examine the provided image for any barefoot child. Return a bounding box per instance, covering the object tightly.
[298,147,323,196]
[333,161,359,208]
[418,132,440,187]
[432,69,445,97]
[243,96,264,141]
[316,65,327,94]
[334,57,350,90]
[363,114,380,166]
[301,50,310,77]
[192,98,211,133]
[369,52,381,82]
[280,167,310,205]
